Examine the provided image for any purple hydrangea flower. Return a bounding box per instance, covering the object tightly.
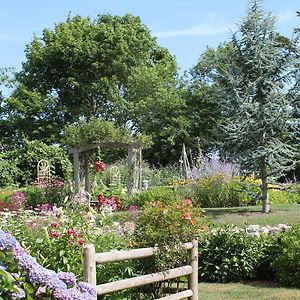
[53,287,85,300]
[0,230,18,251]
[58,272,77,287]
[77,281,97,297]
[0,229,96,300]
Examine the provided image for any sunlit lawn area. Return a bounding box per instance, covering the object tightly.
[204,204,300,227]
[199,282,300,300]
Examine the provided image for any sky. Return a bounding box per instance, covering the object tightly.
[0,0,299,74]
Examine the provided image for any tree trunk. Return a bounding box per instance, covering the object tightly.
[260,157,269,213]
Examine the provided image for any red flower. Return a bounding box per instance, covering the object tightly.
[78,238,86,245]
[49,230,60,238]
[98,194,105,203]
[95,160,106,172]
[67,229,79,238]
[50,222,59,228]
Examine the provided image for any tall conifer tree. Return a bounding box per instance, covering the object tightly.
[215,0,299,213]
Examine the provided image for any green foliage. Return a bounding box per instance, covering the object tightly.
[128,186,178,208]
[63,117,151,148]
[142,163,181,187]
[198,226,276,282]
[4,13,178,150]
[0,153,20,187]
[0,189,14,202]
[186,176,242,208]
[0,139,72,186]
[268,189,300,204]
[23,180,71,208]
[126,64,189,165]
[0,250,22,299]
[273,224,300,287]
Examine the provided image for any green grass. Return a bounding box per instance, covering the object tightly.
[199,282,300,300]
[204,204,300,227]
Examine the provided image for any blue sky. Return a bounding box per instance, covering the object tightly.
[0,0,298,74]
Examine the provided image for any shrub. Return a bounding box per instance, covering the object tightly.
[0,140,72,186]
[187,176,242,208]
[128,186,179,208]
[198,226,276,282]
[0,153,20,187]
[268,189,300,204]
[273,224,300,287]
[133,198,209,297]
[23,179,71,208]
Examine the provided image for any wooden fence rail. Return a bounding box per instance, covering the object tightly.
[83,240,198,300]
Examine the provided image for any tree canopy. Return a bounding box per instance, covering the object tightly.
[2,14,176,137]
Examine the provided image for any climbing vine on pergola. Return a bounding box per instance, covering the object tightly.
[63,118,151,195]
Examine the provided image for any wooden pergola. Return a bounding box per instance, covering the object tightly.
[69,141,143,195]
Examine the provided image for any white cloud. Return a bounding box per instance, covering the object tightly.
[154,22,234,38]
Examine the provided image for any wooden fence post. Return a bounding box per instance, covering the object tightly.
[83,244,97,297]
[188,239,198,300]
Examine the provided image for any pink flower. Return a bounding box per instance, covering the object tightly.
[183,213,192,220]
[183,198,192,206]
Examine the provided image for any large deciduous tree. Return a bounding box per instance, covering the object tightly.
[195,0,299,213]
[2,14,177,138]
[2,13,188,164]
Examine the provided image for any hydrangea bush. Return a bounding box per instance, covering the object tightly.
[0,229,96,300]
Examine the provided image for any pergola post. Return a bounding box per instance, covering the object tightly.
[73,149,80,193]
[127,145,134,195]
[84,154,90,193]
[137,147,142,191]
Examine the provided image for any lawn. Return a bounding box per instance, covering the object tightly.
[204,204,300,227]
[199,282,300,300]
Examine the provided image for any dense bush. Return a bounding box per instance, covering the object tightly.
[198,226,277,282]
[0,153,20,187]
[268,189,300,204]
[23,179,71,208]
[184,176,242,208]
[273,224,300,287]
[133,198,209,298]
[128,186,179,208]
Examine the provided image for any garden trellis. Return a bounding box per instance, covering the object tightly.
[65,118,151,195]
[69,141,144,195]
